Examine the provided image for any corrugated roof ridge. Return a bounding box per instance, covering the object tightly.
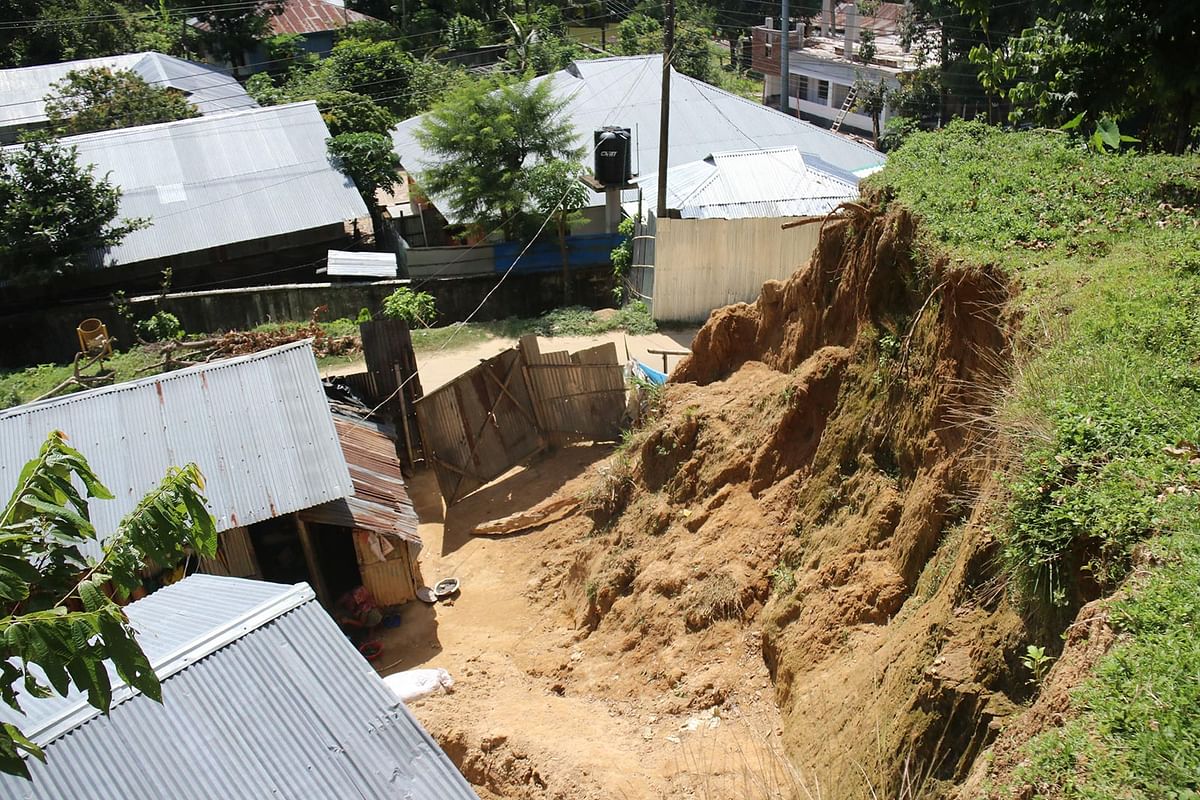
[28,578,315,747]
[0,340,318,421]
[671,67,885,160]
[56,99,318,144]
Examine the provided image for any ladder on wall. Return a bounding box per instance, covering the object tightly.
[830,84,858,133]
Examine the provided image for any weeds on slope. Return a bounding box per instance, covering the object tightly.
[875,123,1200,796]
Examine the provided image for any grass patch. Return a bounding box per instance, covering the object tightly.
[683,573,745,630]
[874,121,1200,794]
[0,347,162,410]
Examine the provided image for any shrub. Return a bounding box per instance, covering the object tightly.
[381,287,436,326]
[135,311,183,342]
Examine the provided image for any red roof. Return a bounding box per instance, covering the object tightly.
[269,0,378,36]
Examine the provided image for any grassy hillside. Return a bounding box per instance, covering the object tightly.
[870,122,1200,797]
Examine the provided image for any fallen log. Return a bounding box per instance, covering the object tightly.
[471,496,580,536]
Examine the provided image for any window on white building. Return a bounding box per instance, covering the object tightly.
[817,80,829,103]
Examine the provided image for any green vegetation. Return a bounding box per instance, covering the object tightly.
[0,135,145,285]
[872,121,1200,796]
[380,287,437,326]
[415,78,581,241]
[0,431,216,777]
[45,67,198,135]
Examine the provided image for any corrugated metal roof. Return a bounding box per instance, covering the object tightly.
[0,575,478,799]
[327,248,399,278]
[636,146,858,219]
[391,55,885,224]
[0,52,257,133]
[0,341,353,559]
[48,102,368,267]
[300,413,419,542]
[269,0,377,35]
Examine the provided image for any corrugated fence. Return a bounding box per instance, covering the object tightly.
[651,216,822,322]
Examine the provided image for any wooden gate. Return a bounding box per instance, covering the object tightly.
[414,348,543,504]
[415,337,628,505]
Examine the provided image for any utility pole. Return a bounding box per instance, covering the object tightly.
[656,0,675,218]
[779,0,790,114]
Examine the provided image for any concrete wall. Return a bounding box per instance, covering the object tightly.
[0,268,615,367]
[652,216,821,322]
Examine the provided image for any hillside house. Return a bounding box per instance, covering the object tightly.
[389,54,884,277]
[3,102,371,303]
[0,52,257,144]
[0,574,477,798]
[241,0,382,73]
[628,147,856,320]
[0,341,422,610]
[752,1,934,138]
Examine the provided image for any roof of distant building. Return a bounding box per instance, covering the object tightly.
[0,574,478,799]
[636,146,858,219]
[0,52,257,135]
[391,55,883,224]
[0,341,352,559]
[35,102,368,267]
[268,0,378,36]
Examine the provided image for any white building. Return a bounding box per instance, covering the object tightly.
[752,1,935,139]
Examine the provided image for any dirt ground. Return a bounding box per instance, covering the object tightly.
[323,328,698,392]
[374,446,799,800]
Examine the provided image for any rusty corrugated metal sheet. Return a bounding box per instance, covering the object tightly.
[269,0,376,35]
[300,413,419,542]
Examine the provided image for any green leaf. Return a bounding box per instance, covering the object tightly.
[1096,117,1122,150]
[1060,111,1086,131]
[3,723,44,763]
[0,726,33,781]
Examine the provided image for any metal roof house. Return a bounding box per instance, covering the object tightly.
[390,54,885,231]
[0,574,478,799]
[620,146,856,323]
[17,101,371,297]
[634,146,858,220]
[0,341,422,607]
[0,52,258,143]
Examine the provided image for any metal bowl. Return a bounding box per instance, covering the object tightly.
[433,577,460,598]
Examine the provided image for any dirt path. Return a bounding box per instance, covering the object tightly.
[323,328,698,391]
[375,447,793,800]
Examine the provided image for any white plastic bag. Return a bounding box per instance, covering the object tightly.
[383,668,455,702]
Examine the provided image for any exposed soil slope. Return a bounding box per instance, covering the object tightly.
[550,200,1035,796]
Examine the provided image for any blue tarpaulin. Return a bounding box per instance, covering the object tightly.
[633,360,668,386]
[493,233,623,274]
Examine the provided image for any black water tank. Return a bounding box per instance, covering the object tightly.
[594,127,632,187]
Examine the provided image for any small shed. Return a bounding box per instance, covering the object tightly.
[0,575,478,798]
[0,341,422,608]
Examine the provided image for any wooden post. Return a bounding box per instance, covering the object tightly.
[394,364,418,467]
[293,515,331,607]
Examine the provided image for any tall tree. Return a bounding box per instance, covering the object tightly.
[327,131,401,233]
[0,136,146,285]
[523,159,589,303]
[0,430,216,778]
[191,0,285,69]
[45,68,199,136]
[0,0,136,67]
[966,0,1199,152]
[415,78,581,240]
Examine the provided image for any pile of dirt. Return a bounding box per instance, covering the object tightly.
[534,200,1039,796]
